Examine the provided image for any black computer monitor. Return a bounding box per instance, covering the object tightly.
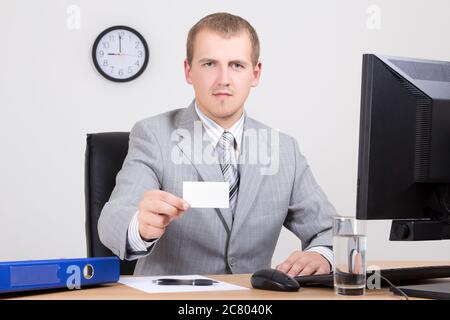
[356,54,450,241]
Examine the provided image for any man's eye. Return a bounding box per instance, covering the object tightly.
[203,62,214,67]
[232,63,244,69]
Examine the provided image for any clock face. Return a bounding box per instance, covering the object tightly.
[92,26,149,82]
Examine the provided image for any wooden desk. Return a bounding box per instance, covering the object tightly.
[4,261,450,300]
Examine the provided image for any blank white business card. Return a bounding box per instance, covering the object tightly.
[183,181,229,208]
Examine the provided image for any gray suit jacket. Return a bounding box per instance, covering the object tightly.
[98,100,337,275]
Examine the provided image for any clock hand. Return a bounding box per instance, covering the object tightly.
[108,53,138,57]
[119,34,122,54]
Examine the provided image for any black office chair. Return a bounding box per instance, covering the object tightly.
[84,132,136,275]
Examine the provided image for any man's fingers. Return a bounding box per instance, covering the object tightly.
[285,251,302,264]
[149,199,180,217]
[276,261,293,273]
[141,200,183,218]
[286,262,306,277]
[139,212,171,229]
[277,251,304,274]
[144,190,190,212]
[159,191,190,211]
[287,259,306,277]
[279,251,330,276]
[299,263,319,276]
[314,267,330,275]
[137,190,189,241]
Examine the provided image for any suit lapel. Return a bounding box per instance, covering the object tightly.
[232,117,265,234]
[174,101,233,232]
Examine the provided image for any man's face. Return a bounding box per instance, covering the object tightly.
[184,29,262,126]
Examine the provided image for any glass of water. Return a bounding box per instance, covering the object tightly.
[333,216,367,296]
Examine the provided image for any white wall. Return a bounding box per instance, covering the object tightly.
[1,0,449,264]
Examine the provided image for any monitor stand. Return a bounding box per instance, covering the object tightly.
[389,219,450,241]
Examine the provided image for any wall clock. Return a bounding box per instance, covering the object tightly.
[92,26,149,82]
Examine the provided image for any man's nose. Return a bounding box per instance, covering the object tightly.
[216,65,231,86]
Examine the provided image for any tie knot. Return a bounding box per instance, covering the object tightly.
[220,131,235,150]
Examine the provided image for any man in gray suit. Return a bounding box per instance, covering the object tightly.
[98,12,338,276]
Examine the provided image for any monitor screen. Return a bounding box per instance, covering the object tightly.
[356,54,450,241]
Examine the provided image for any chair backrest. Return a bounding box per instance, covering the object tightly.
[84,132,136,275]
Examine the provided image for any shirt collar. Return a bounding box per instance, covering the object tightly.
[194,101,244,151]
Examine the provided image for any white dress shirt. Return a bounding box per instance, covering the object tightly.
[126,102,334,270]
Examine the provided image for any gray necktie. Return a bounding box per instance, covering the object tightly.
[218,131,240,216]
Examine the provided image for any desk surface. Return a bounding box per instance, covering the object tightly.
[4,261,450,300]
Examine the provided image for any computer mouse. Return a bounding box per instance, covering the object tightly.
[251,268,300,292]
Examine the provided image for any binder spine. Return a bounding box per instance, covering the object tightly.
[0,257,120,294]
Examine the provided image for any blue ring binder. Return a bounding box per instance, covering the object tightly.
[0,257,120,294]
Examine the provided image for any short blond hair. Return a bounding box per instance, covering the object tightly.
[186,12,260,67]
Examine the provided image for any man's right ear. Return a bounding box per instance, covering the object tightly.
[184,59,193,85]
